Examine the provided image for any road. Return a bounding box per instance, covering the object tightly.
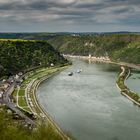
[119,62,140,70]
[2,75,35,125]
[64,54,140,70]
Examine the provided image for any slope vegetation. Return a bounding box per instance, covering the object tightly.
[0,33,140,64]
[48,34,140,64]
[0,39,67,78]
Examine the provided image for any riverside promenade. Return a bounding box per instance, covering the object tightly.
[64,54,140,70]
[24,66,71,140]
[116,66,140,107]
[32,76,71,140]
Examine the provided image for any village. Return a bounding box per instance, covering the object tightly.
[0,72,23,105]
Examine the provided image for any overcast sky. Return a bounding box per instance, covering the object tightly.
[0,0,140,32]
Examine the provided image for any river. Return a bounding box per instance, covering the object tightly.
[37,60,140,140]
[126,71,140,95]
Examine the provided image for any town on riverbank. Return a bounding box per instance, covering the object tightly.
[0,64,69,139]
[0,63,71,140]
[64,54,140,70]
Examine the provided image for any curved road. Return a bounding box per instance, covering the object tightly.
[3,77,35,125]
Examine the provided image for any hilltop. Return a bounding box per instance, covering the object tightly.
[0,39,67,78]
[0,33,140,64]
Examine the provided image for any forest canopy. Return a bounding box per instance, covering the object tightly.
[0,39,67,78]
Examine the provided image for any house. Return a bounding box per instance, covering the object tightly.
[3,83,10,89]
[88,54,92,59]
[0,93,2,98]
[18,72,23,76]
[0,90,4,98]
[50,63,54,67]
[15,74,19,80]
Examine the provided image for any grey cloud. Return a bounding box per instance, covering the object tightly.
[0,0,77,10]
[112,7,134,14]
[106,0,140,6]
[0,0,140,32]
[0,1,49,10]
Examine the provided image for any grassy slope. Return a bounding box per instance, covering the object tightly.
[0,109,63,140]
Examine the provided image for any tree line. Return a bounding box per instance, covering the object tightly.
[0,40,67,78]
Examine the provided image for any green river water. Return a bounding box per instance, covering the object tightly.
[37,59,140,140]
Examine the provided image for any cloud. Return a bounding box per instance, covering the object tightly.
[0,0,139,32]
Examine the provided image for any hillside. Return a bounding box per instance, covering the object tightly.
[112,42,140,63]
[47,34,140,64]
[0,39,67,78]
[0,33,140,64]
[0,109,63,140]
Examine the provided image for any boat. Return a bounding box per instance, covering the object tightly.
[77,69,82,73]
[68,72,73,76]
[77,70,81,73]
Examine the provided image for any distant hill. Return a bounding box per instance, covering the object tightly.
[0,39,67,78]
[0,33,140,64]
[47,34,140,64]
[0,32,140,38]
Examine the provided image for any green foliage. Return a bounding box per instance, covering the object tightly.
[1,33,140,78]
[18,89,25,96]
[33,124,62,140]
[47,34,140,64]
[112,42,140,63]
[0,109,63,140]
[0,40,67,78]
[117,68,140,103]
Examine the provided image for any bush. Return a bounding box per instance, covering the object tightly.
[0,109,64,140]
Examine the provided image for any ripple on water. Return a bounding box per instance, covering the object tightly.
[37,60,140,140]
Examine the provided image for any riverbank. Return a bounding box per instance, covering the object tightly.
[12,67,61,115]
[65,54,140,107]
[9,65,71,139]
[64,54,140,70]
[32,72,71,140]
[36,60,140,140]
[25,66,71,140]
[116,66,140,106]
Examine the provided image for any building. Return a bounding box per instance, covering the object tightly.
[88,54,92,59]
[50,63,54,67]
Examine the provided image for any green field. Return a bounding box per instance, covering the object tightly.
[18,96,28,107]
[12,89,18,97]
[18,89,25,96]
[15,66,67,114]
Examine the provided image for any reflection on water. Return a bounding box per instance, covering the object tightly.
[37,60,140,140]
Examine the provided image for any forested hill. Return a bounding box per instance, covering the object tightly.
[47,34,140,64]
[0,40,67,78]
[0,33,140,64]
